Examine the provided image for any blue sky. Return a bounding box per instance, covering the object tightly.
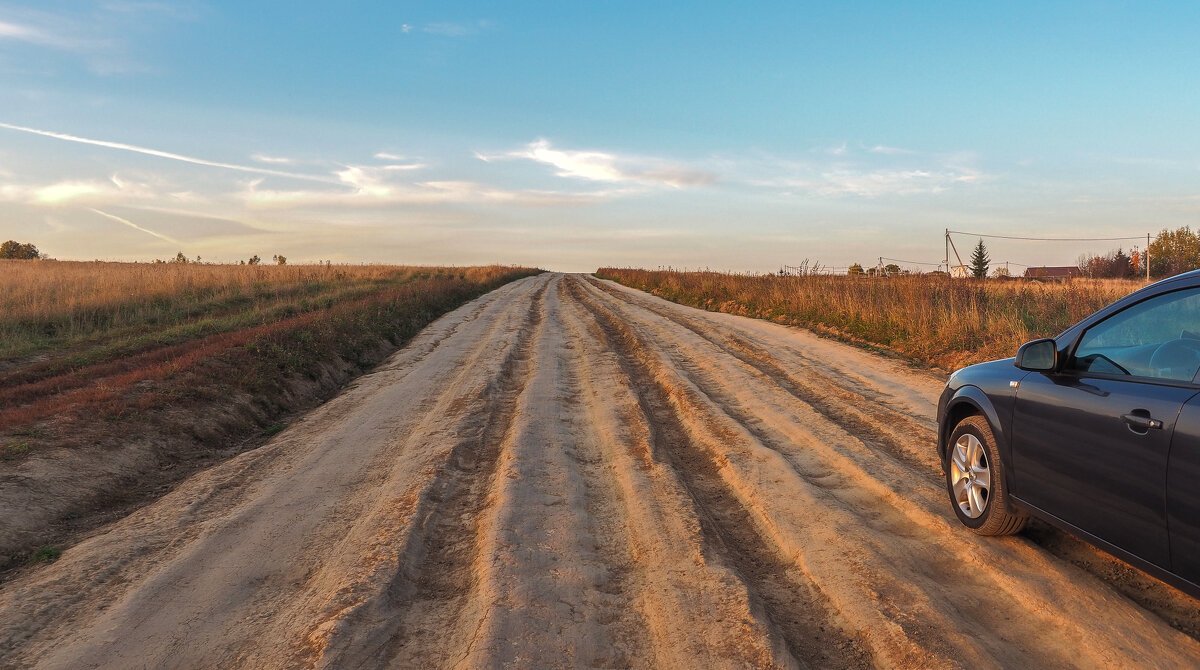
[2,1,1199,271]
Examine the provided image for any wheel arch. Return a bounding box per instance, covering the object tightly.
[939,386,1008,469]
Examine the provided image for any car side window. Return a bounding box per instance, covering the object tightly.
[1070,287,1200,381]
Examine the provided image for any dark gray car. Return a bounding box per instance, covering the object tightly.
[937,269,1200,597]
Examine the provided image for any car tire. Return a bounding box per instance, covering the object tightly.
[945,415,1027,536]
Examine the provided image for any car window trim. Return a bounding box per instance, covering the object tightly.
[1054,367,1200,389]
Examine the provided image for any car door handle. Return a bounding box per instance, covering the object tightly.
[1121,413,1164,431]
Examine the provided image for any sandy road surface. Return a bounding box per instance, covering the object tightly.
[3,272,1200,669]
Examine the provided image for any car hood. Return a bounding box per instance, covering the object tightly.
[948,357,1018,389]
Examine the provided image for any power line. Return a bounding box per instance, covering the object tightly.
[947,229,1145,242]
[879,256,942,267]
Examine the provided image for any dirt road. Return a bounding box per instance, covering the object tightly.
[2,273,1199,669]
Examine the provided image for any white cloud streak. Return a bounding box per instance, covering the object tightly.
[487,139,715,188]
[249,153,294,165]
[0,19,93,50]
[89,207,180,244]
[0,122,340,184]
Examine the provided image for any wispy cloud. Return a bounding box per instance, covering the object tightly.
[250,153,294,165]
[89,207,180,244]
[34,181,106,204]
[0,3,199,74]
[0,170,187,207]
[808,167,981,197]
[483,139,716,189]
[243,176,604,210]
[0,18,106,51]
[869,144,914,155]
[0,20,43,42]
[0,122,339,184]
[747,144,984,198]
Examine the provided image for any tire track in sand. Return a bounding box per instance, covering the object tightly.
[567,277,871,669]
[313,282,549,668]
[589,275,1200,649]
[572,275,1200,668]
[583,276,939,475]
[441,275,651,669]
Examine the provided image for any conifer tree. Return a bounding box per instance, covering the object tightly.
[970,239,990,278]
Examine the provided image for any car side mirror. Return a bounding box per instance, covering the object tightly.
[1016,338,1057,372]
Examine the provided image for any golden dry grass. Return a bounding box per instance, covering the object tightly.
[0,261,518,361]
[0,261,540,456]
[596,268,1148,370]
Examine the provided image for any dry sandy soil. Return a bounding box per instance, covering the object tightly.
[2,273,1200,669]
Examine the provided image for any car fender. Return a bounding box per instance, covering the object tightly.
[940,385,1011,471]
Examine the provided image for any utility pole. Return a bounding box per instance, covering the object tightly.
[945,231,966,277]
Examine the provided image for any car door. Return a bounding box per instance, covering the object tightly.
[1168,395,1200,584]
[1011,286,1200,569]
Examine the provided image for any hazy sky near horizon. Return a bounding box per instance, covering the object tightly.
[2,1,1199,271]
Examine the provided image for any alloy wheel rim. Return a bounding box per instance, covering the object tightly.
[951,433,991,519]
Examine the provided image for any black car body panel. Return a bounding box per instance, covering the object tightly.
[936,269,1200,598]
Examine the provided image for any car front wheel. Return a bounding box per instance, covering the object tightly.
[946,415,1027,536]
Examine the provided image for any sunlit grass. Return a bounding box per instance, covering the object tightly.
[0,261,540,453]
[596,268,1147,370]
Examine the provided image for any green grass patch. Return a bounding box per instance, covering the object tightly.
[26,546,61,564]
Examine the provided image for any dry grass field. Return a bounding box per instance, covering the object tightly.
[596,268,1149,370]
[0,261,538,441]
[0,260,539,566]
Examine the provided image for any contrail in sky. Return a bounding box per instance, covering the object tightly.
[89,208,182,245]
[0,121,339,185]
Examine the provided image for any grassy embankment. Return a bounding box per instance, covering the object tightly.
[0,261,539,461]
[596,268,1146,371]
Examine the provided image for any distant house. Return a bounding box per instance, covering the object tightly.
[1024,266,1082,280]
[949,265,971,278]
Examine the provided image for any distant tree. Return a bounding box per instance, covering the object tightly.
[1130,249,1142,276]
[0,240,40,259]
[1081,248,1136,279]
[884,263,901,276]
[847,263,864,276]
[970,239,990,278]
[171,251,189,264]
[247,254,261,266]
[992,265,1011,278]
[272,254,287,266]
[1148,227,1200,278]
